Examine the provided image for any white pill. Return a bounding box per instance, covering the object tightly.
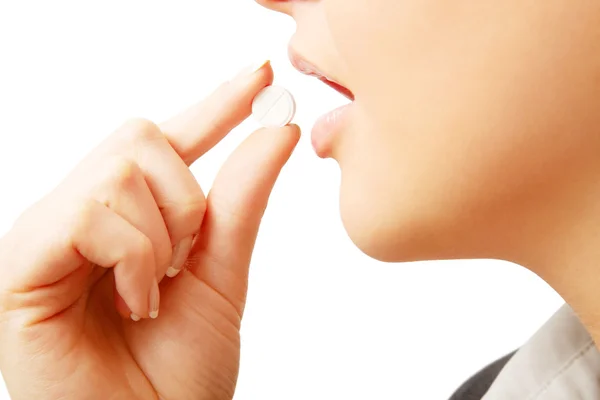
[251,85,296,128]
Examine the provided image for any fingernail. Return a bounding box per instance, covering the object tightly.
[235,59,269,79]
[166,235,194,278]
[166,267,180,278]
[149,278,160,319]
[130,313,141,322]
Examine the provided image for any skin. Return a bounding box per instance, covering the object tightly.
[0,63,300,399]
[1,0,600,398]
[260,0,600,341]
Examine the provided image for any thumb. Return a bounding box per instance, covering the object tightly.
[187,124,300,316]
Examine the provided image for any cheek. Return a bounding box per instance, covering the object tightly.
[324,0,446,125]
[326,0,600,261]
[326,0,600,143]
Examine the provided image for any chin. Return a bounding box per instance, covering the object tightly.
[339,203,471,264]
[337,180,418,264]
[337,171,484,264]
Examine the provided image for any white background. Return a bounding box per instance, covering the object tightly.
[0,1,563,399]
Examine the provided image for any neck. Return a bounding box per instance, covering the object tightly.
[508,168,600,344]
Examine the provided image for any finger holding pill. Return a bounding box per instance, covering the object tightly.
[0,60,300,329]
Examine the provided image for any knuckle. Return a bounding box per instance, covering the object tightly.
[128,233,154,264]
[181,191,207,225]
[164,190,207,237]
[121,118,162,144]
[106,158,142,191]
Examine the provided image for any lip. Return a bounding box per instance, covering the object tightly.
[288,48,355,101]
[288,47,355,158]
[311,103,352,158]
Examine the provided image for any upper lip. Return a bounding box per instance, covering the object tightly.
[288,47,355,101]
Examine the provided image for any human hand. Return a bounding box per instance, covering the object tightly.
[0,61,300,400]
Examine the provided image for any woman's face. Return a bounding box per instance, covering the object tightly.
[258,0,600,263]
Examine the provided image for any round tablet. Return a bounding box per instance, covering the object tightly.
[251,85,296,128]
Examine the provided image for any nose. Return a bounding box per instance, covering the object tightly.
[255,0,294,17]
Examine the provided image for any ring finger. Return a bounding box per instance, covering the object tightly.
[93,157,171,317]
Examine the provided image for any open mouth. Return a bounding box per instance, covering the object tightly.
[288,48,355,101]
[288,47,355,158]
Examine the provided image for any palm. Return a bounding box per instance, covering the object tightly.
[125,268,244,400]
[33,253,245,400]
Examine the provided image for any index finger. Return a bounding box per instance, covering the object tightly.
[159,60,273,165]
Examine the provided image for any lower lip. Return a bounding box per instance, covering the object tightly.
[311,103,352,158]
